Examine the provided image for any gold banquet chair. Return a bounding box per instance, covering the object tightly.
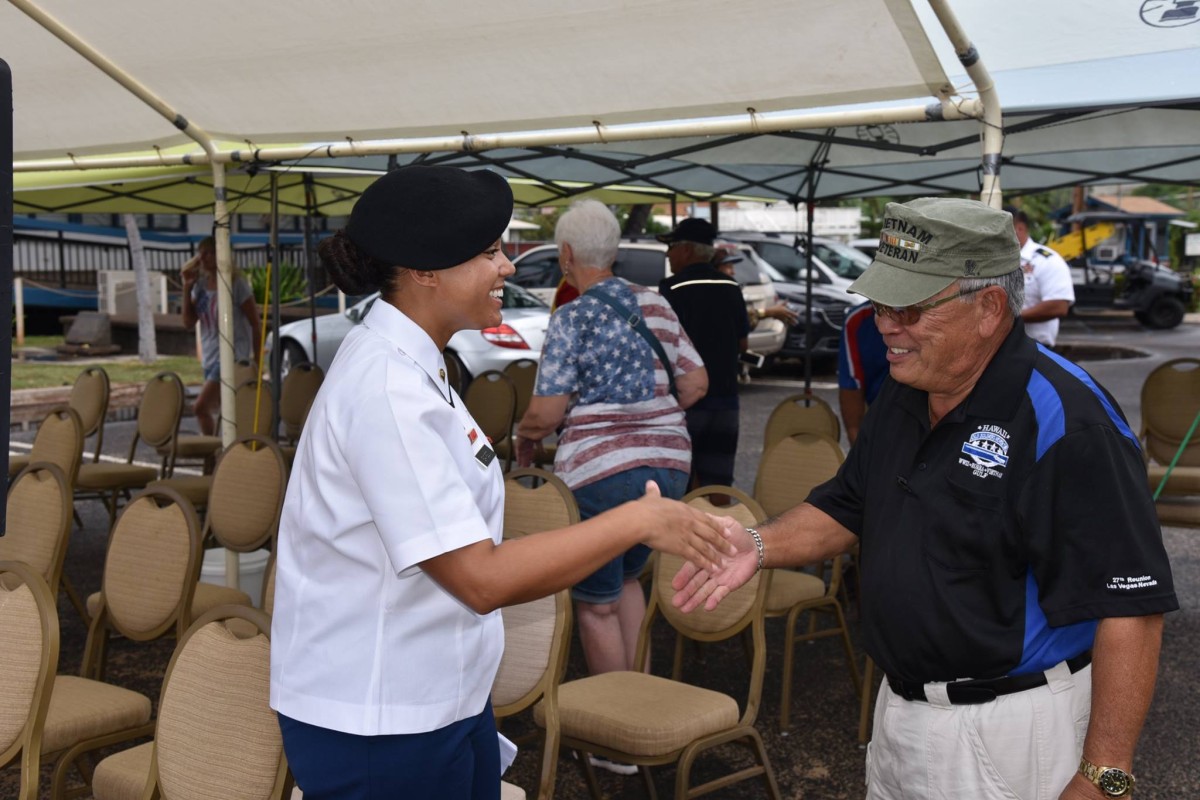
[9,367,108,479]
[189,436,288,619]
[536,531,780,800]
[503,468,579,539]
[43,487,202,799]
[12,405,83,489]
[1140,357,1200,529]
[754,432,860,730]
[76,372,185,528]
[0,561,60,800]
[90,606,290,800]
[761,392,841,453]
[493,589,572,800]
[0,464,74,609]
[278,362,324,455]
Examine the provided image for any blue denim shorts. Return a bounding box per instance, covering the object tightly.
[571,466,688,605]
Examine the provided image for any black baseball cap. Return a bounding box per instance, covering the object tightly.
[656,218,716,246]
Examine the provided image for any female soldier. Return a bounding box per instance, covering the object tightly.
[269,165,732,800]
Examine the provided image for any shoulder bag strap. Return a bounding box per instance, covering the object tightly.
[588,288,678,399]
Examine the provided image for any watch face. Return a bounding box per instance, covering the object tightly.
[1098,768,1131,796]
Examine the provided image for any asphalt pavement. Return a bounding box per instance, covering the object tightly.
[6,311,1199,799]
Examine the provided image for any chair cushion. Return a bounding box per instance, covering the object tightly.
[168,435,222,459]
[92,741,153,800]
[536,671,738,757]
[500,780,527,800]
[1147,465,1200,495]
[76,463,158,491]
[1156,498,1200,527]
[7,454,30,478]
[765,569,827,614]
[42,675,152,754]
[147,476,214,508]
[191,581,254,619]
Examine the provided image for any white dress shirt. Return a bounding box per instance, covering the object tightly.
[1020,238,1076,347]
[271,299,504,736]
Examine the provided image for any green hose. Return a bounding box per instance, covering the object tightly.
[1152,407,1200,501]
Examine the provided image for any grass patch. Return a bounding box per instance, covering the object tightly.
[11,355,204,390]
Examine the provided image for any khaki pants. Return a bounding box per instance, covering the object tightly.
[866,663,1091,800]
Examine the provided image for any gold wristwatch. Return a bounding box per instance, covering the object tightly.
[1079,756,1135,797]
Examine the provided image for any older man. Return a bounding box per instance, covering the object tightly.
[674,198,1177,800]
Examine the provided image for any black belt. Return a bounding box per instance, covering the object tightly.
[887,651,1092,706]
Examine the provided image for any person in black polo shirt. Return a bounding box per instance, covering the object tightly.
[658,219,750,492]
[673,198,1177,800]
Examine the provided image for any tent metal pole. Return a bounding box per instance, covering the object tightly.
[13,99,984,173]
[9,0,243,586]
[926,0,1003,207]
[270,171,282,433]
[302,173,318,366]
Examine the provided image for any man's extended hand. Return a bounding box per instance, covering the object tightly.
[671,518,758,612]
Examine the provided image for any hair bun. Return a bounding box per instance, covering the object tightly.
[318,230,387,296]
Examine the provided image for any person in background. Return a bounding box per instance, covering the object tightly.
[515,198,706,677]
[271,169,732,800]
[713,245,799,328]
[837,301,887,444]
[659,219,749,491]
[180,235,261,435]
[1007,205,1076,347]
[674,197,1176,800]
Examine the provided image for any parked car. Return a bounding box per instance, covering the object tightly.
[267,284,550,391]
[719,231,860,305]
[849,237,880,259]
[757,260,854,358]
[511,239,786,358]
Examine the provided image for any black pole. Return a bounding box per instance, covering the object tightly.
[269,172,282,433]
[2,59,13,528]
[302,172,318,364]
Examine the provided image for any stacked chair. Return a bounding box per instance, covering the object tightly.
[464,370,518,472]
[754,432,860,730]
[75,372,185,528]
[0,465,74,612]
[88,606,290,800]
[9,366,108,479]
[41,487,201,799]
[0,561,60,800]
[1139,357,1200,529]
[277,362,324,466]
[536,484,781,800]
[761,392,841,453]
[503,468,579,539]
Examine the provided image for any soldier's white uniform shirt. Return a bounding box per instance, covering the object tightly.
[270,299,504,736]
[1019,238,1075,346]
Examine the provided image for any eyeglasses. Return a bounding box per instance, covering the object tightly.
[871,285,985,326]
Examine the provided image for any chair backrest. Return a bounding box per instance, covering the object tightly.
[234,359,260,387]
[0,464,73,599]
[135,372,186,453]
[28,405,83,488]
[503,468,579,539]
[763,392,841,452]
[754,432,845,519]
[69,366,110,460]
[205,436,288,553]
[502,358,540,421]
[147,605,288,800]
[642,488,769,725]
[0,561,60,800]
[464,369,517,440]
[278,362,324,443]
[87,488,202,670]
[236,379,276,440]
[492,589,569,800]
[1141,357,1200,467]
[261,551,277,616]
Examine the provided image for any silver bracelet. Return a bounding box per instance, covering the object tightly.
[746,527,765,573]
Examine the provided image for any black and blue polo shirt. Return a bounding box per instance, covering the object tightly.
[808,321,1178,684]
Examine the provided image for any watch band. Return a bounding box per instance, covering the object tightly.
[1079,756,1136,797]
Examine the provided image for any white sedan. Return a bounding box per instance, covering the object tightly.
[267,284,550,391]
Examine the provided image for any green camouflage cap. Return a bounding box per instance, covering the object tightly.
[848,198,1020,307]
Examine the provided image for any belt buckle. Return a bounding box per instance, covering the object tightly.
[946,683,997,705]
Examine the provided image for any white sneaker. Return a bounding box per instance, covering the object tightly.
[588,755,639,776]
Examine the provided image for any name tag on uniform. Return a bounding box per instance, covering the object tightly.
[468,427,496,468]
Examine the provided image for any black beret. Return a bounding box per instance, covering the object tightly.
[345,165,514,270]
